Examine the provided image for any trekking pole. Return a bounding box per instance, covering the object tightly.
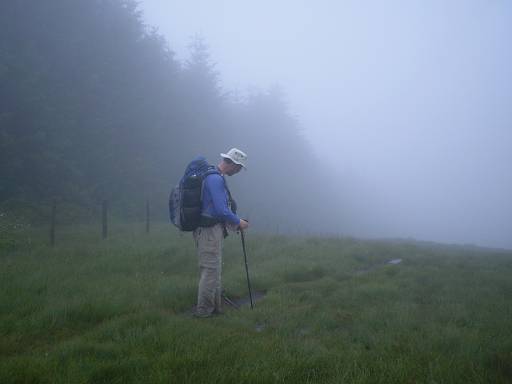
[240,229,254,309]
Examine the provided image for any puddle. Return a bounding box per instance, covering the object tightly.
[223,290,266,309]
[355,258,404,275]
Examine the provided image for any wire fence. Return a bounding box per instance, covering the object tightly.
[46,199,153,246]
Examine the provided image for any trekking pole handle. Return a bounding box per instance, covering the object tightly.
[238,218,249,233]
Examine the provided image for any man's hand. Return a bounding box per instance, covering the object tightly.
[239,219,249,230]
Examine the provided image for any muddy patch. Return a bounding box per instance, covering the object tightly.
[222,290,267,309]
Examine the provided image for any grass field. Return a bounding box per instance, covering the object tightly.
[1,223,512,383]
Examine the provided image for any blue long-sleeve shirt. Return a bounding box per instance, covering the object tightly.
[201,172,240,225]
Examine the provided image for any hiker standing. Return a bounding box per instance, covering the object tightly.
[193,148,249,317]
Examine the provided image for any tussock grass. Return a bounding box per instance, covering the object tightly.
[1,223,511,383]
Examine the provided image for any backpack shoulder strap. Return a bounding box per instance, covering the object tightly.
[202,166,220,178]
[199,167,221,208]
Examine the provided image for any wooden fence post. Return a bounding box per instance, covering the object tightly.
[146,199,150,234]
[102,200,108,239]
[50,199,56,246]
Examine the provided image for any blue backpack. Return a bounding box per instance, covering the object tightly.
[169,156,220,231]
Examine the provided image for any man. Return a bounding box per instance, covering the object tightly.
[193,148,250,318]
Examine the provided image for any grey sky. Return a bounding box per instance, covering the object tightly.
[140,0,512,249]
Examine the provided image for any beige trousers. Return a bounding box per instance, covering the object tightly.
[193,224,224,316]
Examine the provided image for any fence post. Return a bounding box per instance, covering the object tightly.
[102,200,108,239]
[146,199,150,234]
[50,199,56,246]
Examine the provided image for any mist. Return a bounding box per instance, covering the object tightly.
[140,0,512,249]
[1,1,510,250]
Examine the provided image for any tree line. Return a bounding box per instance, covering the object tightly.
[0,0,348,234]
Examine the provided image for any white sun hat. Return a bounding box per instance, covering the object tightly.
[220,148,248,168]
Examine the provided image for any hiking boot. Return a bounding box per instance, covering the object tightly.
[193,311,213,318]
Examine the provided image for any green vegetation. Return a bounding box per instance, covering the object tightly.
[1,223,511,383]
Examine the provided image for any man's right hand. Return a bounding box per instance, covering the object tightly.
[239,219,249,230]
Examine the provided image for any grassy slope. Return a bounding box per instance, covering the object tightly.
[1,223,511,383]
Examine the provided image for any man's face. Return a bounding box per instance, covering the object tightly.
[226,163,243,176]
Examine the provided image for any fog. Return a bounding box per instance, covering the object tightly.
[139,0,512,249]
